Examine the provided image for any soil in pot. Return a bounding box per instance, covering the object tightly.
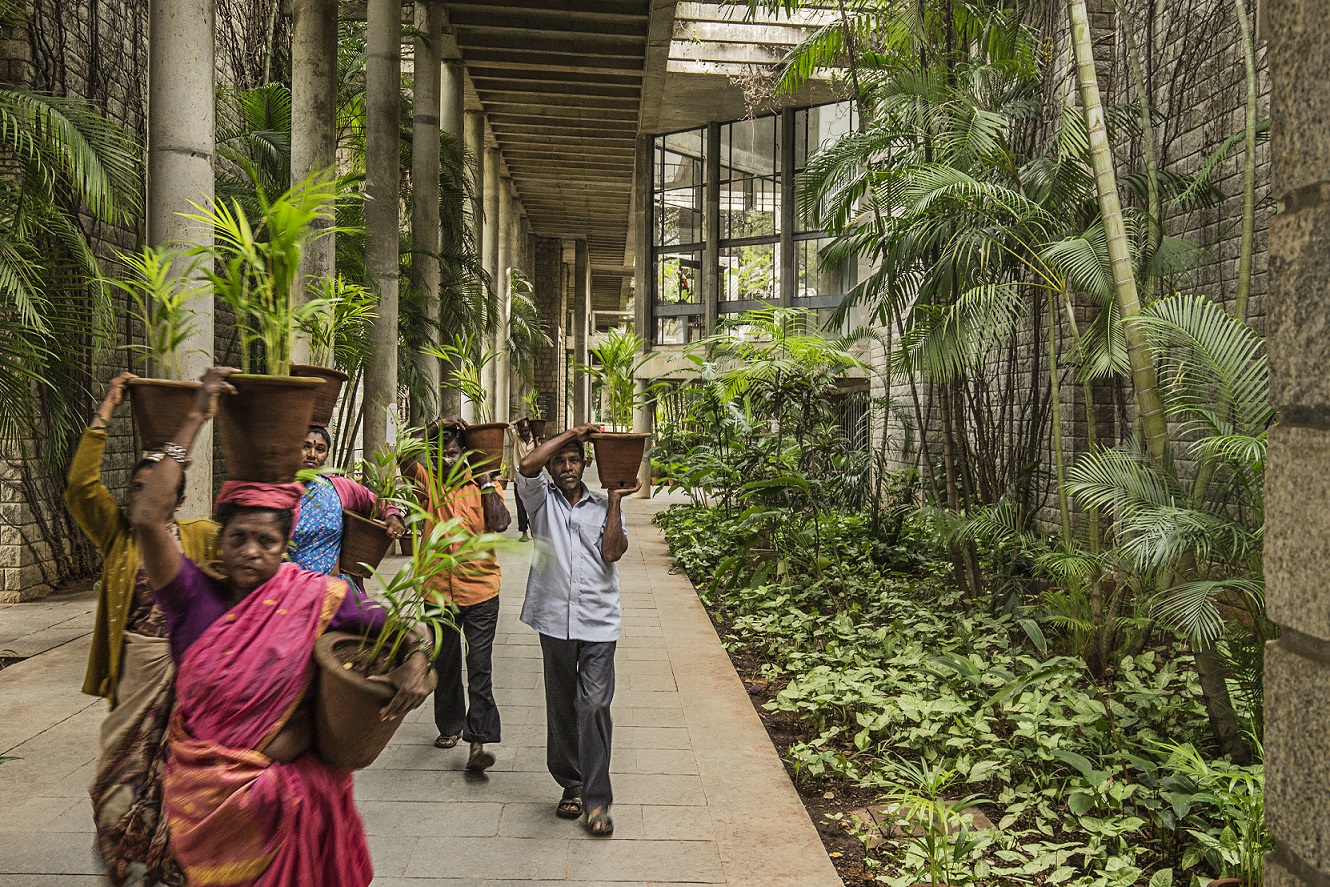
[339,511,394,579]
[313,631,438,771]
[215,374,325,483]
[589,432,649,490]
[528,418,547,441]
[290,364,348,427]
[126,379,202,452]
[460,422,507,475]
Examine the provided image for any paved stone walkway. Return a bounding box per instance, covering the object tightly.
[0,490,840,887]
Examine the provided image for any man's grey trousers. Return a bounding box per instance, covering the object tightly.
[539,634,616,811]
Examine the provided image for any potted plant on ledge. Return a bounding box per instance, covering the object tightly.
[187,172,341,481]
[116,246,204,451]
[576,328,657,490]
[426,334,507,475]
[338,422,425,579]
[293,275,375,427]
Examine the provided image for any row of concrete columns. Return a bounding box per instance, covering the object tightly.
[146,0,550,517]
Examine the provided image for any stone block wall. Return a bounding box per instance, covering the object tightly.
[532,236,566,431]
[1264,2,1330,880]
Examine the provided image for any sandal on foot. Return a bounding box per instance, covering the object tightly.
[556,795,583,819]
[465,747,496,772]
[434,734,460,749]
[584,806,614,837]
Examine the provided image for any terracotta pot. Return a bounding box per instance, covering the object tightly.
[1206,880,1243,887]
[528,418,547,441]
[215,374,325,483]
[126,378,201,452]
[398,534,414,556]
[290,364,348,427]
[339,511,394,579]
[460,421,507,475]
[589,432,649,490]
[312,631,437,771]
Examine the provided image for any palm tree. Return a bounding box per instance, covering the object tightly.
[0,87,141,450]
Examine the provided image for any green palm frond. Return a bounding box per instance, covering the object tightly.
[1135,293,1273,440]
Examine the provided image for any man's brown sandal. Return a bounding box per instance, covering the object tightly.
[556,795,583,819]
[434,734,460,749]
[465,746,496,772]
[584,806,614,837]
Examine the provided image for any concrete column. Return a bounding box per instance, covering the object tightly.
[289,0,338,366]
[703,120,721,333]
[482,147,501,417]
[634,134,652,344]
[779,108,796,309]
[632,377,653,498]
[438,60,466,418]
[148,0,215,520]
[409,1,443,423]
[495,179,513,424]
[361,0,401,456]
[464,111,485,264]
[1265,4,1330,884]
[460,112,485,423]
[573,238,590,425]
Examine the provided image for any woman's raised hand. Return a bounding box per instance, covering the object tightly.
[192,367,240,421]
[93,371,138,427]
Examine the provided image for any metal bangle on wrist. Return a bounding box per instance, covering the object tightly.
[161,442,192,468]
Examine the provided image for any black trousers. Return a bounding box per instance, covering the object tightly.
[515,493,529,533]
[539,634,616,810]
[433,596,502,743]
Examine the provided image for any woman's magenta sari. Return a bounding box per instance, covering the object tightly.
[162,563,373,887]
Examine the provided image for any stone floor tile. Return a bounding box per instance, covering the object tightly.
[614,726,692,749]
[566,838,724,883]
[361,800,503,837]
[611,773,708,806]
[406,836,569,881]
[0,831,101,874]
[640,804,715,841]
[634,748,700,775]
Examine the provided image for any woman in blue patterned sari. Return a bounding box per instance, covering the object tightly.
[293,426,405,580]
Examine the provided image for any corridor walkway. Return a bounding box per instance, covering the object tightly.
[0,491,840,886]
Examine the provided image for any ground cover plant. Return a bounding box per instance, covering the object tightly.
[657,503,1267,886]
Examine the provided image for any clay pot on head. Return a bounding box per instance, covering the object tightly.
[126,378,203,452]
[339,511,394,579]
[313,631,438,771]
[589,432,649,490]
[215,374,325,483]
[527,418,547,441]
[460,421,508,475]
[290,364,348,427]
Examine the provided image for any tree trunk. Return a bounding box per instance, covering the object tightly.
[1233,0,1259,323]
[409,1,443,422]
[1049,291,1072,543]
[362,0,402,456]
[1192,638,1253,763]
[290,0,338,367]
[1066,0,1169,462]
[1119,4,1162,293]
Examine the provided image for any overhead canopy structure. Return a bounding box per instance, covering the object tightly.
[442,0,660,313]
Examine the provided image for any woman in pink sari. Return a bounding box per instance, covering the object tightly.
[131,367,433,887]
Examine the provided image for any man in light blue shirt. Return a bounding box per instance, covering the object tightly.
[516,424,638,838]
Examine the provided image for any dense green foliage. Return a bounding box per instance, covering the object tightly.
[657,504,1268,886]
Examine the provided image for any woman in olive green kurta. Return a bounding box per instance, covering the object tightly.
[64,371,217,885]
[66,372,218,702]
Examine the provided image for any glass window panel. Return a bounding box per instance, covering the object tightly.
[654,127,706,247]
[658,187,702,246]
[720,243,777,305]
[654,314,706,346]
[655,251,702,305]
[720,173,779,240]
[796,101,856,233]
[795,237,853,301]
